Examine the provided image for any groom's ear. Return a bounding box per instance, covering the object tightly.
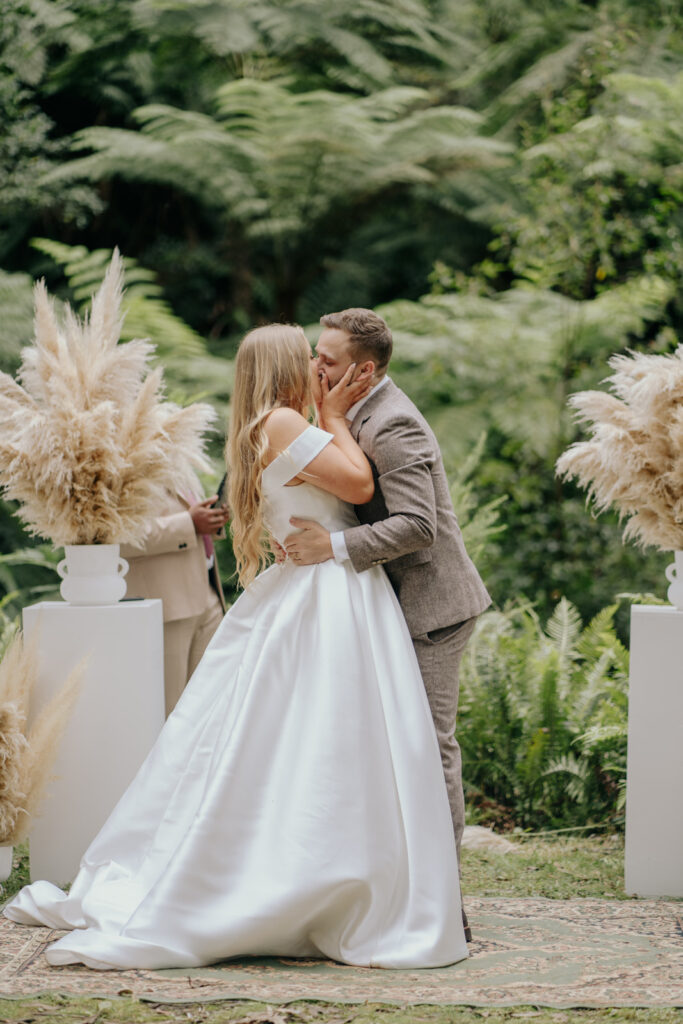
[355,360,375,382]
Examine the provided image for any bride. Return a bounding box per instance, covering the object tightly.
[4,324,468,971]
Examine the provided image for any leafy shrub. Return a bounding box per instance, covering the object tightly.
[459,597,629,830]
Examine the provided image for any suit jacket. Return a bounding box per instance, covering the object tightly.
[121,492,226,623]
[344,379,490,638]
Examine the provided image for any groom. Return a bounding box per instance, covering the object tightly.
[284,308,490,938]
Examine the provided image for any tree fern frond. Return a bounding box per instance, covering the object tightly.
[382,275,673,463]
[456,24,550,91]
[132,0,261,56]
[543,752,590,803]
[575,604,619,661]
[31,240,205,360]
[569,650,619,728]
[525,70,683,172]
[29,240,231,417]
[0,270,35,371]
[42,77,508,256]
[315,24,394,84]
[579,722,628,751]
[545,597,583,667]
[485,30,598,135]
[131,0,457,84]
[448,432,507,562]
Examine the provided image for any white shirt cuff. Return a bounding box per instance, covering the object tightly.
[330,531,350,563]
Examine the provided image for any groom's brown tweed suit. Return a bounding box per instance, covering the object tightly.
[343,379,490,858]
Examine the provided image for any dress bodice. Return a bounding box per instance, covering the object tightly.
[262,426,358,545]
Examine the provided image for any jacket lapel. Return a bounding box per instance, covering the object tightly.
[350,416,366,442]
[350,378,396,442]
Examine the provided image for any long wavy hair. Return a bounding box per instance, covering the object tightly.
[227,324,313,587]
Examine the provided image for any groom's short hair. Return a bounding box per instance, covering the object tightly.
[320,308,393,374]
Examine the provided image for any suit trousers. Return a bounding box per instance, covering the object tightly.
[413,615,477,864]
[162,587,224,717]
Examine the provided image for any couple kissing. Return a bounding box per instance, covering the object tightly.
[6,307,490,971]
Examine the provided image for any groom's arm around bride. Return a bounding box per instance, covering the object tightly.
[285,308,491,889]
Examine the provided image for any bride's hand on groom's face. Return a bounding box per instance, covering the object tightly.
[321,364,373,420]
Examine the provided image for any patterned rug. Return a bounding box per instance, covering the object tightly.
[1,898,682,1007]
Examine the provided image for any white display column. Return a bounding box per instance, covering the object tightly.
[625,604,683,897]
[22,600,164,886]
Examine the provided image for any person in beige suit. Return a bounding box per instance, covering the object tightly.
[122,491,228,716]
[285,308,490,941]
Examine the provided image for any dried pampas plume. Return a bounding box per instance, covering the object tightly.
[556,346,683,551]
[0,631,84,846]
[0,250,216,545]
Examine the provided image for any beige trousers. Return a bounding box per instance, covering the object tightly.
[412,615,478,864]
[162,588,224,717]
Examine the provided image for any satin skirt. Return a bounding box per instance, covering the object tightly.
[5,560,467,970]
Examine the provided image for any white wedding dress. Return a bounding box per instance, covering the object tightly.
[5,426,467,971]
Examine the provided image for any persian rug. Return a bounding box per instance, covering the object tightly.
[0,897,682,1008]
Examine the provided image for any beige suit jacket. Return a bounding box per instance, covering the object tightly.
[121,492,225,623]
[344,379,490,638]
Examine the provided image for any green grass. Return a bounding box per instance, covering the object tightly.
[461,833,628,900]
[1,836,680,1024]
[0,997,680,1024]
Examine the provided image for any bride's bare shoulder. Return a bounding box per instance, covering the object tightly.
[263,407,310,450]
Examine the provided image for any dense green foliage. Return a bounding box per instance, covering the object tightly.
[459,596,638,830]
[2,0,680,624]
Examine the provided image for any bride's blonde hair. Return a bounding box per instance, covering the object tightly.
[226,324,313,587]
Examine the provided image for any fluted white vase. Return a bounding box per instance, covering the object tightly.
[56,544,129,606]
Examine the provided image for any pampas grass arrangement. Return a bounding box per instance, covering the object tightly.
[556,347,683,551]
[0,631,83,846]
[0,250,215,546]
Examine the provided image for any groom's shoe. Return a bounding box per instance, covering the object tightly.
[462,907,473,943]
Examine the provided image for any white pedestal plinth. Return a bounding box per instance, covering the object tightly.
[625,605,683,897]
[22,600,164,886]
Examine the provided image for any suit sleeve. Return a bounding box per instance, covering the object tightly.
[120,511,198,559]
[343,416,437,573]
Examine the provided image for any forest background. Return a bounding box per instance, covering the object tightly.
[1,0,681,831]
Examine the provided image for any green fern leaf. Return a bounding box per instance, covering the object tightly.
[546,597,582,664]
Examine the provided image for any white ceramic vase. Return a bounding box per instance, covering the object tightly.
[57,544,129,606]
[0,845,12,882]
[665,551,683,610]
